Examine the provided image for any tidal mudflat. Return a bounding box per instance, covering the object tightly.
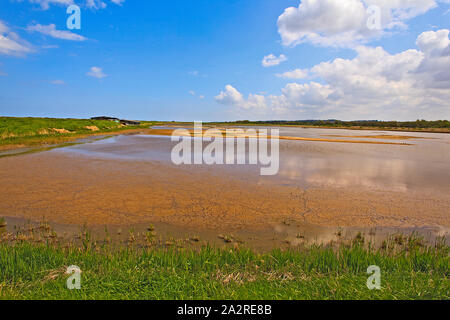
[0,127,448,249]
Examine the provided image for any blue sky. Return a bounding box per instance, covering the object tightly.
[0,0,449,121]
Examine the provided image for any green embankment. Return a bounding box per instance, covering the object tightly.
[0,117,155,148]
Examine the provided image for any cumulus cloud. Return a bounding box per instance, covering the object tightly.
[0,20,31,56]
[215,85,266,110]
[415,29,450,88]
[27,24,87,41]
[277,0,439,48]
[87,66,107,79]
[277,82,333,108]
[218,30,450,120]
[216,85,244,105]
[276,68,309,79]
[262,54,287,67]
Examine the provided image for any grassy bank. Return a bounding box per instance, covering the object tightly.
[0,117,156,150]
[0,232,447,300]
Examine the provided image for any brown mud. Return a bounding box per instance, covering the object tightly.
[0,148,448,249]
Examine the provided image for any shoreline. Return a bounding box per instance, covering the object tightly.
[1,122,449,152]
[2,215,447,252]
[0,128,155,152]
[207,123,450,134]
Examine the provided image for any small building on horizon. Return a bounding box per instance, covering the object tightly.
[91,116,140,126]
[120,119,141,126]
[91,116,120,122]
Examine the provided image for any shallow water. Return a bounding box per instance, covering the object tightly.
[53,128,450,197]
[1,127,448,245]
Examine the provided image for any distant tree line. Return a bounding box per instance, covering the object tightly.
[219,120,450,129]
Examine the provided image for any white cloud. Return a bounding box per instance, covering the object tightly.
[86,0,106,9]
[277,0,439,48]
[215,85,245,106]
[29,0,74,10]
[278,0,369,48]
[215,85,266,110]
[110,0,125,5]
[0,20,31,56]
[277,82,333,108]
[369,0,438,21]
[262,54,287,67]
[416,29,449,52]
[27,24,87,41]
[28,0,123,10]
[189,90,205,99]
[0,71,7,76]
[415,29,450,89]
[87,66,107,79]
[217,30,450,120]
[276,68,309,79]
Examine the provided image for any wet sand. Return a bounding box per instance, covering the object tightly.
[322,134,433,140]
[149,128,413,145]
[0,128,449,249]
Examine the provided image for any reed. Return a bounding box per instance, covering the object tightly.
[0,232,447,300]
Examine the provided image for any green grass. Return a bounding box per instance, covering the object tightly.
[0,235,447,300]
[0,117,156,148]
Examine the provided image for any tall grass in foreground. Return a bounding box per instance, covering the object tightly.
[0,234,447,300]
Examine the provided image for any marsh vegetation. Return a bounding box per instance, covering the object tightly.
[0,117,155,149]
[0,220,447,300]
